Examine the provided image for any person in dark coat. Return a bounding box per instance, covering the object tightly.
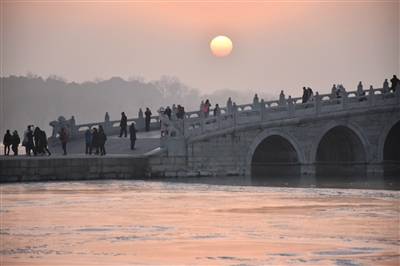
[176,105,185,119]
[98,125,107,156]
[40,129,51,156]
[390,75,399,92]
[85,129,92,154]
[307,87,314,101]
[11,130,20,156]
[213,104,220,117]
[164,106,172,120]
[24,125,35,156]
[119,112,128,137]
[203,99,211,118]
[59,127,68,155]
[145,108,152,132]
[301,87,308,103]
[91,128,99,155]
[3,130,12,156]
[33,127,42,154]
[129,123,137,150]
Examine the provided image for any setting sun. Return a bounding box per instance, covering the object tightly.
[210,35,233,57]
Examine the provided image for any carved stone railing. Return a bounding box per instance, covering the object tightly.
[49,109,160,140]
[163,82,400,140]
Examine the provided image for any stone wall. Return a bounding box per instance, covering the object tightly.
[0,156,149,182]
[148,105,400,177]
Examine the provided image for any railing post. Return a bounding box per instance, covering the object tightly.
[287,96,294,117]
[395,84,400,105]
[260,99,265,121]
[341,92,348,109]
[103,112,112,134]
[368,86,375,106]
[315,92,321,115]
[137,108,145,130]
[232,103,237,126]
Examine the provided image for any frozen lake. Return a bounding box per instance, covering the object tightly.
[1,179,399,265]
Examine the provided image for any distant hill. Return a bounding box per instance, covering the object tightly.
[0,75,273,137]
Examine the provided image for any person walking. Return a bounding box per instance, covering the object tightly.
[11,130,20,156]
[98,125,107,156]
[59,127,68,156]
[129,123,137,150]
[40,129,51,156]
[85,129,92,154]
[145,108,152,132]
[3,130,12,156]
[119,112,128,137]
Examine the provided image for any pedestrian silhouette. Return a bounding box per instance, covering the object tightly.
[3,130,12,156]
[129,123,137,150]
[390,75,399,92]
[92,128,99,155]
[23,125,35,156]
[120,112,128,137]
[145,108,152,132]
[85,129,92,154]
[98,125,107,156]
[40,129,51,156]
[59,127,68,155]
[302,87,308,103]
[11,130,20,156]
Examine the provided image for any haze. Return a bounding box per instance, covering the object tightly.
[0,1,399,134]
[2,1,399,92]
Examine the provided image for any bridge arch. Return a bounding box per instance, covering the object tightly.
[312,122,369,176]
[311,121,370,163]
[377,119,400,162]
[245,129,305,176]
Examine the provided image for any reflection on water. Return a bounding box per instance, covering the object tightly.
[161,174,400,191]
[1,179,399,266]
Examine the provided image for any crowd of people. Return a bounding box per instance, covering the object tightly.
[118,112,138,149]
[84,125,107,156]
[2,130,20,156]
[2,125,51,156]
[160,99,223,123]
[301,87,314,103]
[162,104,185,120]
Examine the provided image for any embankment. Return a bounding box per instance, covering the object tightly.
[0,156,148,182]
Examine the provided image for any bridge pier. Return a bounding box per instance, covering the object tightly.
[366,163,384,177]
[300,164,315,176]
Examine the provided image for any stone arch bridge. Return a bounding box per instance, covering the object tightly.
[150,83,400,178]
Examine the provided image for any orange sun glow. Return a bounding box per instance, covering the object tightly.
[210,35,233,57]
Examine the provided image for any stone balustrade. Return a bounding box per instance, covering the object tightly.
[49,109,161,140]
[159,84,400,142]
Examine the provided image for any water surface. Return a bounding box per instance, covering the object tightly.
[1,179,399,265]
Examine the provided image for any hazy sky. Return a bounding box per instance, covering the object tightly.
[1,0,399,95]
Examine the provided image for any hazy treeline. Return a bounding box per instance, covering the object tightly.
[0,75,272,136]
